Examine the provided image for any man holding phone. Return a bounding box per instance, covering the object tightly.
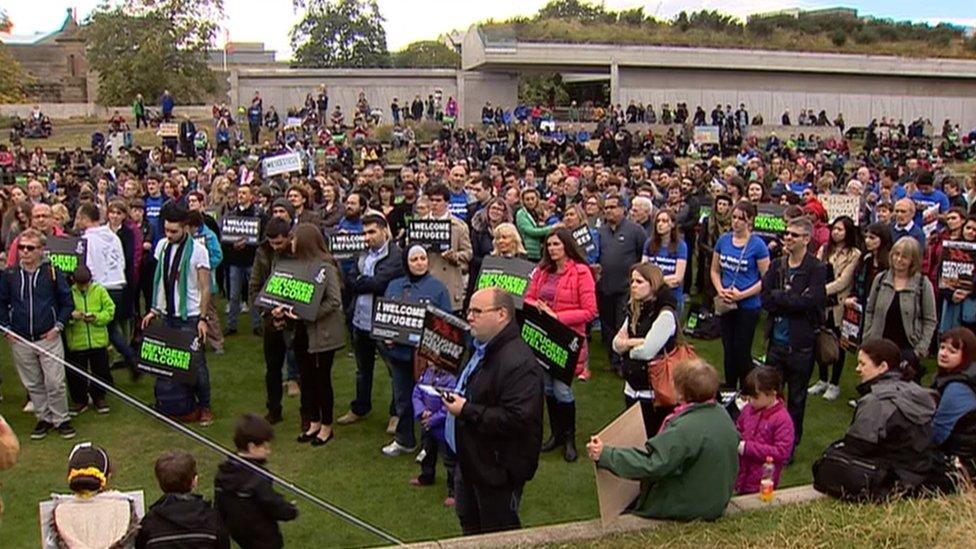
[442,288,543,535]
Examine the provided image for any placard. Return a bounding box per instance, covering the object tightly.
[136,322,203,385]
[939,240,976,291]
[754,203,786,235]
[921,203,940,238]
[371,297,426,346]
[406,219,452,252]
[417,305,468,373]
[262,152,303,177]
[46,236,87,274]
[840,302,863,351]
[255,259,326,321]
[517,304,581,385]
[158,123,179,138]
[572,224,596,260]
[285,116,303,128]
[822,194,860,225]
[593,404,646,525]
[693,125,720,144]
[220,215,261,245]
[329,232,368,260]
[476,256,536,308]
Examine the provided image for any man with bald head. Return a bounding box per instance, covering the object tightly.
[6,203,64,268]
[891,198,925,250]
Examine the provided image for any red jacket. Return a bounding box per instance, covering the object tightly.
[524,259,598,375]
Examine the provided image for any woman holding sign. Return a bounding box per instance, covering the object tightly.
[524,228,597,462]
[937,215,976,334]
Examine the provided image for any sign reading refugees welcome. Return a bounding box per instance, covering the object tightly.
[939,240,976,291]
[46,236,87,274]
[255,259,326,321]
[518,304,581,385]
[754,204,786,235]
[136,322,203,385]
[476,256,536,308]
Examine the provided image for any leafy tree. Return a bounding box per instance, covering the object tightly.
[391,41,459,68]
[84,0,222,105]
[518,73,569,107]
[617,8,645,26]
[0,9,28,102]
[536,0,606,21]
[290,0,389,68]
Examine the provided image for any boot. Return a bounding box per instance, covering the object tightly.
[563,402,578,462]
[540,397,563,452]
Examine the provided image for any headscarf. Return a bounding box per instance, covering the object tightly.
[406,245,428,283]
[707,193,733,246]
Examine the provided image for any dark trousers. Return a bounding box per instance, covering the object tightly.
[249,123,260,145]
[419,431,456,496]
[295,325,336,425]
[388,356,416,447]
[454,465,523,536]
[597,291,627,368]
[66,348,111,404]
[350,327,381,416]
[624,396,673,439]
[719,308,761,389]
[163,315,211,409]
[136,114,148,128]
[264,328,286,415]
[107,288,138,366]
[138,257,157,318]
[766,342,814,447]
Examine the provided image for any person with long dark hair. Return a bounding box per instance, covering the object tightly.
[524,229,597,462]
[933,327,976,476]
[940,217,976,333]
[643,208,688,313]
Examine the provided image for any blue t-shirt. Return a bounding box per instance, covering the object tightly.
[644,238,688,309]
[910,189,950,226]
[715,233,770,310]
[771,267,798,345]
[448,190,469,222]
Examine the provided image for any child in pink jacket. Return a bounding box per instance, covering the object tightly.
[735,367,795,494]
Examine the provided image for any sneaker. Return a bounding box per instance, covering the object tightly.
[848,399,858,409]
[386,416,399,435]
[443,496,456,507]
[224,303,230,314]
[23,400,35,414]
[93,398,110,414]
[336,411,364,425]
[56,422,77,439]
[808,380,829,395]
[30,421,53,440]
[822,384,841,401]
[415,448,427,463]
[241,303,249,313]
[199,408,215,426]
[68,403,88,417]
[381,440,417,457]
[212,347,226,355]
[285,380,300,397]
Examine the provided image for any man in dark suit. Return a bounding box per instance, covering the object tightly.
[443,288,543,535]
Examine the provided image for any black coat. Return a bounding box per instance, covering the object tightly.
[135,493,230,549]
[344,240,405,317]
[213,457,298,549]
[456,321,544,488]
[761,252,827,350]
[221,204,264,267]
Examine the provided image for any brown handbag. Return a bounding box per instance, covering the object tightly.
[648,342,700,408]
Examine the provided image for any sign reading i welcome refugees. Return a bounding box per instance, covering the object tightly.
[220,216,261,245]
[371,297,427,347]
[407,220,452,252]
[262,152,303,177]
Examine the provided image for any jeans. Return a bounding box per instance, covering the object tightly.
[766,342,814,448]
[387,356,416,447]
[107,288,138,366]
[719,308,761,389]
[227,265,259,331]
[544,373,574,404]
[264,328,286,415]
[454,465,524,536]
[163,315,211,409]
[597,291,628,368]
[350,327,380,416]
[66,348,112,404]
[419,430,456,495]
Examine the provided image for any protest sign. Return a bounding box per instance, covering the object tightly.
[698,205,712,224]
[40,491,146,549]
[476,256,536,308]
[823,194,860,225]
[262,151,303,177]
[572,224,597,260]
[417,305,468,373]
[921,203,940,238]
[518,304,581,385]
[285,116,303,128]
[754,204,786,235]
[220,215,261,245]
[136,323,204,385]
[329,232,368,261]
[592,404,646,525]
[406,219,452,252]
[255,259,326,321]
[46,236,87,274]
[840,302,863,351]
[157,123,178,138]
[371,297,427,347]
[694,125,720,144]
[939,240,976,291]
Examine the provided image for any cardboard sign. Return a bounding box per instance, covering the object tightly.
[840,302,863,351]
[262,152,303,177]
[46,236,87,274]
[40,491,146,549]
[593,404,647,525]
[693,125,720,144]
[939,240,976,291]
[572,225,597,260]
[754,204,786,235]
[407,219,452,252]
[822,194,860,225]
[136,322,204,385]
[476,256,536,309]
[158,123,179,138]
[220,215,261,245]
[921,203,940,238]
[255,259,327,321]
[285,116,303,128]
[417,305,469,373]
[371,297,427,347]
[329,232,368,260]
[517,304,581,385]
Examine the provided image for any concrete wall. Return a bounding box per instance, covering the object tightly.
[0,103,213,120]
[618,67,976,129]
[457,71,518,127]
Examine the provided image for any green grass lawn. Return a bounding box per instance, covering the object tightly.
[0,301,894,547]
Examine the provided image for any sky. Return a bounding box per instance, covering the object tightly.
[3,0,975,60]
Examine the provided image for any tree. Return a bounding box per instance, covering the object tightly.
[290,0,389,68]
[84,0,223,105]
[536,0,606,21]
[0,9,28,103]
[391,41,459,68]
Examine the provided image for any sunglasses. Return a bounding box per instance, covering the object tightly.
[18,244,38,252]
[785,231,809,239]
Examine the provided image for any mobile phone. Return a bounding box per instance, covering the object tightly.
[436,388,456,403]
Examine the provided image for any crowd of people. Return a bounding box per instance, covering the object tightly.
[1,88,976,544]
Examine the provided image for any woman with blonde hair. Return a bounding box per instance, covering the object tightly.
[490,222,527,258]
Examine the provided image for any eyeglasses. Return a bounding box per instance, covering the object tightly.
[785,231,809,239]
[18,244,38,252]
[468,306,501,318]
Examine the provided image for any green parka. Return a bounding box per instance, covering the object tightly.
[65,283,115,352]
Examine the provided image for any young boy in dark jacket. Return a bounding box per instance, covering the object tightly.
[214,414,298,549]
[136,449,229,549]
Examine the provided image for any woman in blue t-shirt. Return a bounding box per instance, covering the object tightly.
[642,209,688,313]
[710,201,771,389]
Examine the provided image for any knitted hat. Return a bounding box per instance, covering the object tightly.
[271,198,295,219]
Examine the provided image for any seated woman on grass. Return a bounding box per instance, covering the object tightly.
[586,359,739,521]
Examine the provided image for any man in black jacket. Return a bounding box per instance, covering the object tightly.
[443,288,543,535]
[223,185,264,336]
[761,218,827,451]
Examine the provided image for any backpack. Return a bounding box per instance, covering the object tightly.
[683,303,720,340]
[154,377,197,419]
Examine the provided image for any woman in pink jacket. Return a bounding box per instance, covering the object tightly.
[524,228,598,462]
[735,366,795,494]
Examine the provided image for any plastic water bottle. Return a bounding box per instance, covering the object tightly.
[759,456,775,502]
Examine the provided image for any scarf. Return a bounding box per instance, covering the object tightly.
[707,207,732,245]
[151,237,194,320]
